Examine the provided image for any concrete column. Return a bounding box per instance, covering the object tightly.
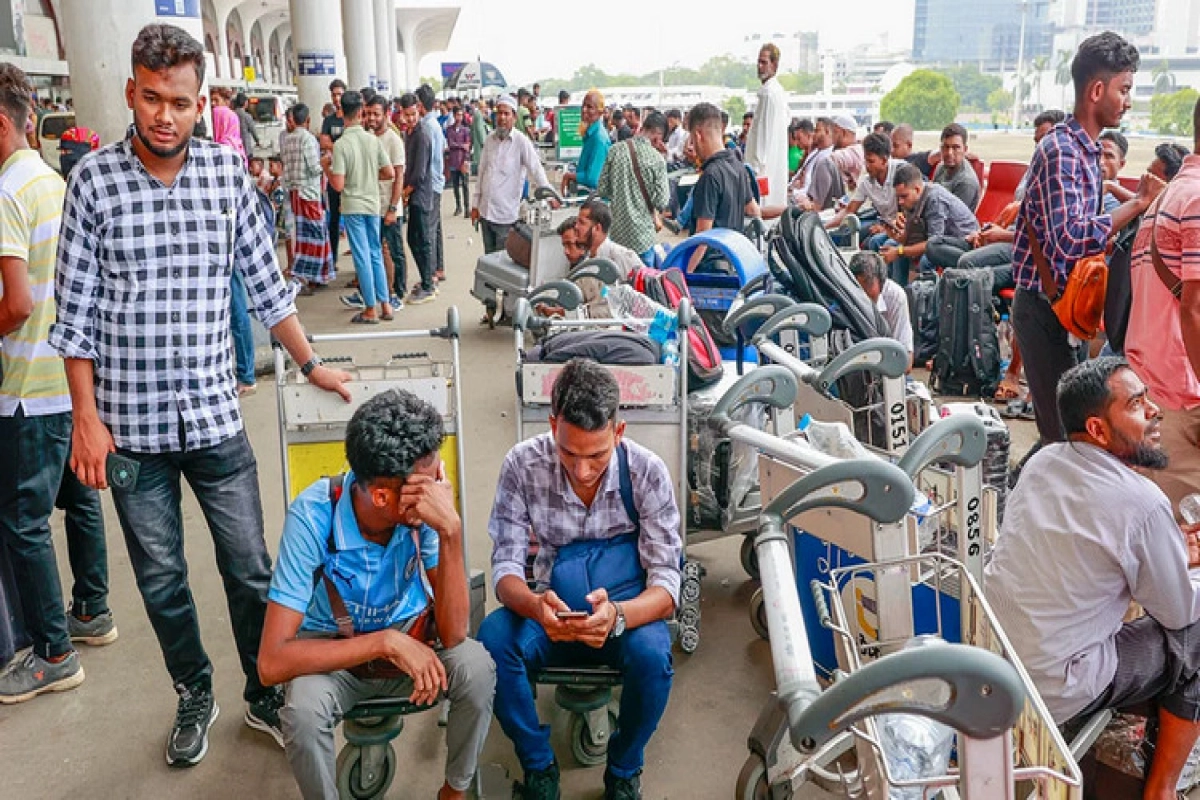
[289,0,347,118]
[401,19,419,92]
[372,0,392,95]
[342,0,377,91]
[60,0,211,147]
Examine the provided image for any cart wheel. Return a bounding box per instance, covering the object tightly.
[484,300,497,330]
[680,625,700,654]
[735,754,771,800]
[679,604,700,630]
[569,708,617,767]
[336,743,397,800]
[682,574,702,604]
[750,587,769,641]
[740,536,760,581]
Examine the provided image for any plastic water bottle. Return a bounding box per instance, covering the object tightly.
[601,284,678,343]
[661,337,680,367]
[877,637,955,799]
[997,314,1014,366]
[910,491,938,553]
[1181,493,1200,525]
[797,414,870,459]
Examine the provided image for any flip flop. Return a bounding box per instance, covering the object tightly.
[381,311,394,321]
[350,312,380,325]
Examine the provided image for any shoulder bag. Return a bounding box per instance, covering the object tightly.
[1025,220,1108,340]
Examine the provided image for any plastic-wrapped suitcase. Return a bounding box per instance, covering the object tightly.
[938,401,1011,523]
[470,250,529,319]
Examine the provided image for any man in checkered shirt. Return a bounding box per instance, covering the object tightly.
[49,24,351,769]
[478,358,681,800]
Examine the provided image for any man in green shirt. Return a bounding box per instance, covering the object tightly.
[597,111,670,264]
[326,91,395,324]
[470,98,490,176]
[788,118,813,177]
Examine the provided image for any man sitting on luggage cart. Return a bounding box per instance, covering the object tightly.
[258,390,496,800]
[986,357,1200,800]
[479,358,682,800]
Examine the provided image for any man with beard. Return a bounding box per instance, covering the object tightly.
[49,23,352,766]
[574,199,645,280]
[472,94,552,255]
[986,357,1200,800]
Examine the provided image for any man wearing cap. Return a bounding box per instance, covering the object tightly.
[472,95,554,255]
[744,44,789,208]
[829,115,864,194]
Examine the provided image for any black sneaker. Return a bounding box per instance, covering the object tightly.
[244,685,285,748]
[166,683,219,767]
[603,768,642,800]
[515,761,560,800]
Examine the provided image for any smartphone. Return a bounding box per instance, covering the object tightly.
[106,452,140,490]
[555,610,588,620]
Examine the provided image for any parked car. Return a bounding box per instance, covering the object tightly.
[246,92,296,158]
[37,111,74,174]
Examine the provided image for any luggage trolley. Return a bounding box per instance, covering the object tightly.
[273,309,488,800]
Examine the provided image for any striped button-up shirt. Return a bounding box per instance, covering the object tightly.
[1012,117,1113,294]
[281,126,324,202]
[488,432,683,604]
[50,127,297,453]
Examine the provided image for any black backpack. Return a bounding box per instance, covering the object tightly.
[906,276,940,366]
[930,268,1001,397]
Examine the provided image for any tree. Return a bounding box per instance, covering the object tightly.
[987,88,1013,113]
[1150,87,1198,136]
[936,65,1000,112]
[778,71,823,94]
[879,70,960,131]
[420,75,442,93]
[723,95,747,122]
[1153,60,1176,95]
[1031,55,1049,109]
[1054,48,1073,107]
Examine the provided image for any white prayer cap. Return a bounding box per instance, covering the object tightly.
[496,94,518,111]
[831,114,858,133]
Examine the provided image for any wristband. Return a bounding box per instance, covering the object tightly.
[897,245,905,256]
[300,356,322,377]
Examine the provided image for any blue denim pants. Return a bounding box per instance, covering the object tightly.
[343,214,388,308]
[0,410,108,659]
[110,430,273,700]
[230,268,255,386]
[477,607,673,778]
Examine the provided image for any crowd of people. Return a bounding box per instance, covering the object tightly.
[5,15,1200,800]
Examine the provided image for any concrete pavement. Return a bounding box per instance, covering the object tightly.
[0,196,1037,799]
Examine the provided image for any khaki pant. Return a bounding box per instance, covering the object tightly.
[1146,403,1200,518]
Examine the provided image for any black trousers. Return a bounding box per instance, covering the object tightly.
[1011,288,1086,444]
[326,186,341,261]
[407,202,437,292]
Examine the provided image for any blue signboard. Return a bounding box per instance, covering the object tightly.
[441,61,466,83]
[298,51,337,77]
[155,0,200,18]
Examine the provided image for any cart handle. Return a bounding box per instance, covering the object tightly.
[709,365,798,430]
[305,306,461,344]
[760,458,915,529]
[533,185,565,205]
[896,414,988,477]
[722,293,800,336]
[568,258,622,287]
[528,280,585,313]
[755,304,833,342]
[787,643,1026,753]
[810,338,909,392]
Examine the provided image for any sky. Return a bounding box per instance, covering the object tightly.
[418,0,917,87]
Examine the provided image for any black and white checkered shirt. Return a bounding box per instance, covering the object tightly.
[50,127,297,453]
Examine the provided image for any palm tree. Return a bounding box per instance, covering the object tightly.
[1031,55,1049,109]
[1153,60,1175,95]
[1055,48,1072,106]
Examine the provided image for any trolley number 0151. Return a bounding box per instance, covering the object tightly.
[889,401,907,443]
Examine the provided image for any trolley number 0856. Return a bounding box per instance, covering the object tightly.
[965,496,982,557]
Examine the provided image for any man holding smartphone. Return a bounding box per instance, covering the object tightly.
[479,358,682,800]
[49,25,351,767]
[0,63,115,704]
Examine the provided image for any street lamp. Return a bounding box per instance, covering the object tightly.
[1011,0,1029,132]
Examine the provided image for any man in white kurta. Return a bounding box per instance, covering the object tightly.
[744,44,789,209]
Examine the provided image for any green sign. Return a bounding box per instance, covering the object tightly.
[556,105,583,161]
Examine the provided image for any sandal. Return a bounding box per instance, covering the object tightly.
[381,310,394,321]
[350,312,380,325]
[993,376,1021,402]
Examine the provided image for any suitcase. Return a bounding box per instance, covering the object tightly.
[471,250,529,319]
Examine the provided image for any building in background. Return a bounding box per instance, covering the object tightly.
[913,0,1053,69]
[744,30,821,75]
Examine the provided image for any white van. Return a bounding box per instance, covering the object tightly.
[246,93,296,158]
[36,111,74,174]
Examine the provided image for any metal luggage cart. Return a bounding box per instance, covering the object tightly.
[273,309,490,800]
[735,455,1079,800]
[810,552,1084,800]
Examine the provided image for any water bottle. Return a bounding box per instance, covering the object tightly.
[910,491,938,553]
[661,337,680,367]
[797,414,870,460]
[997,314,1014,366]
[1181,493,1200,525]
[601,284,678,343]
[878,637,955,799]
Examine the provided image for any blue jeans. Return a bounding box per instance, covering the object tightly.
[638,248,656,267]
[882,238,933,287]
[0,410,108,659]
[110,430,273,700]
[343,214,388,308]
[230,268,255,386]
[477,607,673,778]
[381,216,406,298]
[865,232,890,252]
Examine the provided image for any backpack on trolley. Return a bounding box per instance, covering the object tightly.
[930,268,1001,398]
[630,265,725,389]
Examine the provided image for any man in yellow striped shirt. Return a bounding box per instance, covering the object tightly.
[0,63,114,704]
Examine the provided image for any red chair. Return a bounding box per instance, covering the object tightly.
[1118,175,1140,194]
[975,160,1029,226]
[971,157,986,187]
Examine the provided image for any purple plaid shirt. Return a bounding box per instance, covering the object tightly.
[488,433,683,604]
[1012,117,1114,294]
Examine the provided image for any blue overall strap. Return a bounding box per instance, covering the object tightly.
[617,443,639,531]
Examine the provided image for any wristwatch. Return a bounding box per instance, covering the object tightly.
[609,602,626,639]
[300,355,322,377]
[388,204,399,212]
